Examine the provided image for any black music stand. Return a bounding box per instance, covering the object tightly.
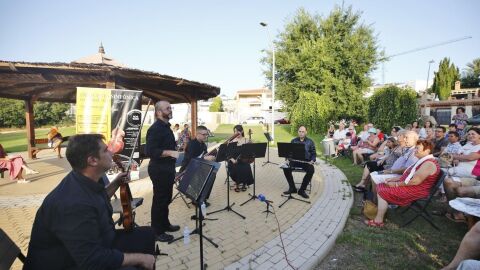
[277,142,311,208]
[169,158,220,270]
[240,143,267,206]
[262,132,278,166]
[209,143,246,219]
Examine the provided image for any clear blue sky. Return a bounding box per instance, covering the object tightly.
[1,0,478,97]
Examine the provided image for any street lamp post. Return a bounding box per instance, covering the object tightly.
[426,60,435,92]
[260,22,275,142]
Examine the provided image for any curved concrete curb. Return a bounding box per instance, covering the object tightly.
[225,160,353,270]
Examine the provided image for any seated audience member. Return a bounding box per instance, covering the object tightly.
[443,176,480,222]
[335,132,352,157]
[444,128,480,178]
[327,124,335,139]
[333,122,348,145]
[411,121,420,134]
[353,137,401,191]
[358,124,370,142]
[348,122,357,136]
[452,107,468,138]
[441,222,480,270]
[351,128,380,165]
[365,140,440,227]
[432,126,449,157]
[377,128,385,142]
[404,124,413,131]
[0,144,38,183]
[442,131,463,155]
[419,120,434,139]
[446,124,457,139]
[390,126,402,140]
[24,134,156,269]
[425,128,435,143]
[357,130,419,189]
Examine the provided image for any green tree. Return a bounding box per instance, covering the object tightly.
[0,98,70,128]
[34,102,70,126]
[461,58,480,88]
[368,86,417,131]
[208,97,224,112]
[0,98,25,127]
[289,91,333,134]
[432,58,460,100]
[263,6,380,127]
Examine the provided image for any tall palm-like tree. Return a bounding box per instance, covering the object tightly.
[465,58,480,76]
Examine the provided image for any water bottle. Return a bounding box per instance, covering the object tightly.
[183,226,190,245]
[200,202,207,217]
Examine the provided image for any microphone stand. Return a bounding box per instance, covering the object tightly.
[262,201,274,219]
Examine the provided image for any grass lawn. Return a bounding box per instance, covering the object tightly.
[0,125,151,153]
[315,155,468,269]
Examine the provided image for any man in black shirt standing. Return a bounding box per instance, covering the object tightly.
[180,125,216,172]
[24,134,155,270]
[282,125,316,199]
[145,101,180,242]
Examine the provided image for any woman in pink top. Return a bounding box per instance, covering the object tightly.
[0,144,39,183]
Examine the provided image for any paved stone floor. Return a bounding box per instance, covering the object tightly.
[0,147,352,270]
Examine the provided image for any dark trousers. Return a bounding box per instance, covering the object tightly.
[114,226,155,270]
[148,166,175,234]
[365,160,384,172]
[282,162,314,192]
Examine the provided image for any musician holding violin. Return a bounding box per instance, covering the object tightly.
[24,134,156,270]
[282,125,316,199]
[179,125,216,173]
[229,125,254,192]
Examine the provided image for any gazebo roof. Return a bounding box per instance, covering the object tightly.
[0,50,220,104]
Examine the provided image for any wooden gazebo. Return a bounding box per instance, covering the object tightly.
[0,46,220,158]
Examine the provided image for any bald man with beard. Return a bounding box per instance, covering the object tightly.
[145,101,180,242]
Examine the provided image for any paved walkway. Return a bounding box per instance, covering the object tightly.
[0,148,353,270]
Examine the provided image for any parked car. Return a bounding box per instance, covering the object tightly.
[467,114,480,125]
[242,116,265,125]
[274,118,290,124]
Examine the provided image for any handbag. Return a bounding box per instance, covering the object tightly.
[362,200,378,220]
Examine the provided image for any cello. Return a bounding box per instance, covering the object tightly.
[113,155,134,231]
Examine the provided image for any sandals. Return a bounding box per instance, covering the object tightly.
[445,212,466,223]
[234,187,240,192]
[351,184,366,192]
[364,219,384,227]
[241,185,247,192]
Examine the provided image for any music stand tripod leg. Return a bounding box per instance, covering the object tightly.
[240,160,258,206]
[209,166,246,219]
[278,193,310,208]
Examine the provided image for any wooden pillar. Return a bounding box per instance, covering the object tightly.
[25,99,35,159]
[191,99,197,137]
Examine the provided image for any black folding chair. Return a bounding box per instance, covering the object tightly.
[0,228,26,269]
[399,170,446,230]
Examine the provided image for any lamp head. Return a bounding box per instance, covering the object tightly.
[260,22,267,27]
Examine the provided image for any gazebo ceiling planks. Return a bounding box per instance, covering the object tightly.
[0,61,220,104]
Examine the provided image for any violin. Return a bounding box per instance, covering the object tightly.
[113,155,134,231]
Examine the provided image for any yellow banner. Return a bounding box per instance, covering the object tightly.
[76,87,112,139]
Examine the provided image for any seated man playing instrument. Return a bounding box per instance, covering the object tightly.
[24,134,156,270]
[282,125,316,199]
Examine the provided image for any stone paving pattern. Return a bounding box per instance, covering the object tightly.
[0,147,353,270]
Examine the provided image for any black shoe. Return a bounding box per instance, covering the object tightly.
[156,233,174,242]
[165,224,180,232]
[298,190,309,199]
[283,189,297,195]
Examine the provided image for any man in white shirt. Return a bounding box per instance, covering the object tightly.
[333,122,347,145]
